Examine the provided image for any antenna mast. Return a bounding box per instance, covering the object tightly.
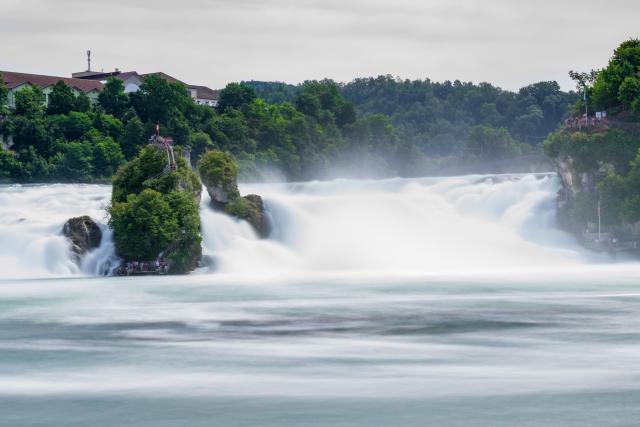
[87,50,91,72]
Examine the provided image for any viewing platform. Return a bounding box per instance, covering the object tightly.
[117,261,170,276]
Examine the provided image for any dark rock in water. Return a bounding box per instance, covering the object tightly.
[63,216,102,262]
[226,194,272,238]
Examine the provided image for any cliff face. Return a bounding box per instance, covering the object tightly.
[554,154,640,247]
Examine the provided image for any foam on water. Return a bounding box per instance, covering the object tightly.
[201,173,598,276]
[0,174,607,279]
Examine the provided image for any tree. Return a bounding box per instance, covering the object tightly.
[131,74,191,124]
[13,85,45,117]
[47,81,76,115]
[619,76,640,115]
[0,75,8,114]
[74,92,91,113]
[189,131,214,164]
[98,77,129,118]
[92,135,124,178]
[466,125,521,160]
[121,115,146,159]
[109,189,179,261]
[0,149,21,178]
[216,83,256,114]
[55,141,94,181]
[591,39,640,112]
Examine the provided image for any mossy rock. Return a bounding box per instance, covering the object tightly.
[225,194,271,238]
[197,150,240,207]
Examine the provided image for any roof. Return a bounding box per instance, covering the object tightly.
[140,72,185,85]
[189,85,220,100]
[117,71,141,81]
[0,71,104,93]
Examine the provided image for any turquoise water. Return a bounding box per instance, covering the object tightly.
[1,272,640,426]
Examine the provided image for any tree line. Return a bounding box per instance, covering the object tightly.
[0,71,577,183]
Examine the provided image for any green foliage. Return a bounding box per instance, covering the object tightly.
[74,92,91,113]
[121,114,146,159]
[98,78,129,118]
[544,128,640,174]
[224,196,251,218]
[14,85,45,117]
[197,150,240,199]
[591,39,640,114]
[216,83,256,114]
[55,140,94,181]
[2,71,575,182]
[131,74,191,126]
[109,189,179,261]
[92,135,125,177]
[465,125,521,161]
[0,75,9,114]
[111,145,168,203]
[244,80,299,104]
[47,81,77,115]
[189,131,214,164]
[0,149,21,179]
[109,145,202,273]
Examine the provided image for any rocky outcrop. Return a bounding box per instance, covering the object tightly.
[554,154,640,253]
[240,195,271,238]
[206,181,237,207]
[63,216,102,262]
[197,150,240,208]
[109,144,203,275]
[198,150,271,238]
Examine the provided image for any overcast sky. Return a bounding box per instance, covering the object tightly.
[1,0,638,91]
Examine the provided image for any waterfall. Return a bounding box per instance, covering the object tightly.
[0,174,595,279]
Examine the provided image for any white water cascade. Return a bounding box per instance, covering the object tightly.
[0,174,605,279]
[201,173,598,277]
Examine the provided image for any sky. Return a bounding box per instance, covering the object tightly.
[1,0,639,92]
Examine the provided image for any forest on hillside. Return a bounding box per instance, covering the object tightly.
[0,71,577,183]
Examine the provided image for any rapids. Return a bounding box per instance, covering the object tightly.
[2,175,640,426]
[0,173,607,279]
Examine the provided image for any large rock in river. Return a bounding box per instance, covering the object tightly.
[197,150,240,208]
[63,216,102,262]
[229,194,272,238]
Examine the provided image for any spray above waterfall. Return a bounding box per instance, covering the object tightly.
[0,174,596,279]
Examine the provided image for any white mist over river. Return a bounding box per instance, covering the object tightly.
[1,175,640,426]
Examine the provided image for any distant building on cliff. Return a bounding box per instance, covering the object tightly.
[72,69,220,107]
[0,70,103,108]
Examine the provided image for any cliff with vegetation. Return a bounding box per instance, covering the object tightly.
[544,39,640,247]
[108,144,202,274]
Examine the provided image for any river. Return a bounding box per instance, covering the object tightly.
[0,175,639,426]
